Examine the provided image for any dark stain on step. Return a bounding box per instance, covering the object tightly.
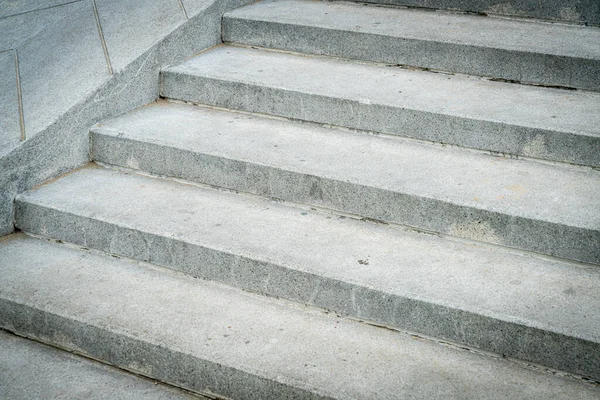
[563,287,576,296]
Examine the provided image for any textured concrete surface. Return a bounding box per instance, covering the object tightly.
[0,0,75,18]
[92,102,600,264]
[1,234,599,399]
[183,0,231,17]
[18,1,109,137]
[0,0,85,159]
[332,0,600,26]
[0,50,20,158]
[0,0,253,236]
[224,0,600,90]
[14,167,600,378]
[0,1,76,50]
[161,46,600,168]
[95,0,185,72]
[0,330,204,400]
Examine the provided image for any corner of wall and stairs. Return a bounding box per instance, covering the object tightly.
[0,0,254,236]
[1,0,600,397]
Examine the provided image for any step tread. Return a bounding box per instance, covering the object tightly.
[225,0,600,60]
[328,0,600,26]
[1,234,599,399]
[15,167,600,343]
[93,102,600,232]
[163,46,600,137]
[0,330,201,400]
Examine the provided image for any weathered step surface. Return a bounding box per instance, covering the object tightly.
[160,46,600,168]
[332,0,600,26]
[1,235,599,399]
[223,0,600,91]
[91,102,600,264]
[14,166,600,379]
[0,330,203,400]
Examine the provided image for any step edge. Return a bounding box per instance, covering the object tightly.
[222,6,600,61]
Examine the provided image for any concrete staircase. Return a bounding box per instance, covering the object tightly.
[2,0,599,398]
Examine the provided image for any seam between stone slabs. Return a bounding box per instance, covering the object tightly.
[177,0,189,20]
[13,49,25,142]
[0,0,84,21]
[91,0,113,75]
[0,48,26,142]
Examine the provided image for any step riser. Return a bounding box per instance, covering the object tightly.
[336,0,600,26]
[92,130,600,265]
[223,17,600,91]
[14,200,600,379]
[0,300,322,400]
[160,71,600,169]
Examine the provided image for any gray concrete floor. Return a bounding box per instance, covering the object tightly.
[0,330,206,399]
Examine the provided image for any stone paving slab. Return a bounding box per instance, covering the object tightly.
[1,234,599,399]
[0,330,204,400]
[92,102,600,264]
[161,46,600,168]
[17,0,109,137]
[96,0,185,72]
[0,1,77,50]
[224,0,600,90]
[14,166,600,378]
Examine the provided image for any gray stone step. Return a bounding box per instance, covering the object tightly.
[14,166,600,379]
[329,0,600,26]
[0,330,203,400]
[91,101,600,264]
[223,0,600,91]
[1,235,599,400]
[160,46,600,168]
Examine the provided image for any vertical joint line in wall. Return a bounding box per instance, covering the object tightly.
[92,0,113,75]
[177,0,189,20]
[14,49,25,142]
[220,13,224,41]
